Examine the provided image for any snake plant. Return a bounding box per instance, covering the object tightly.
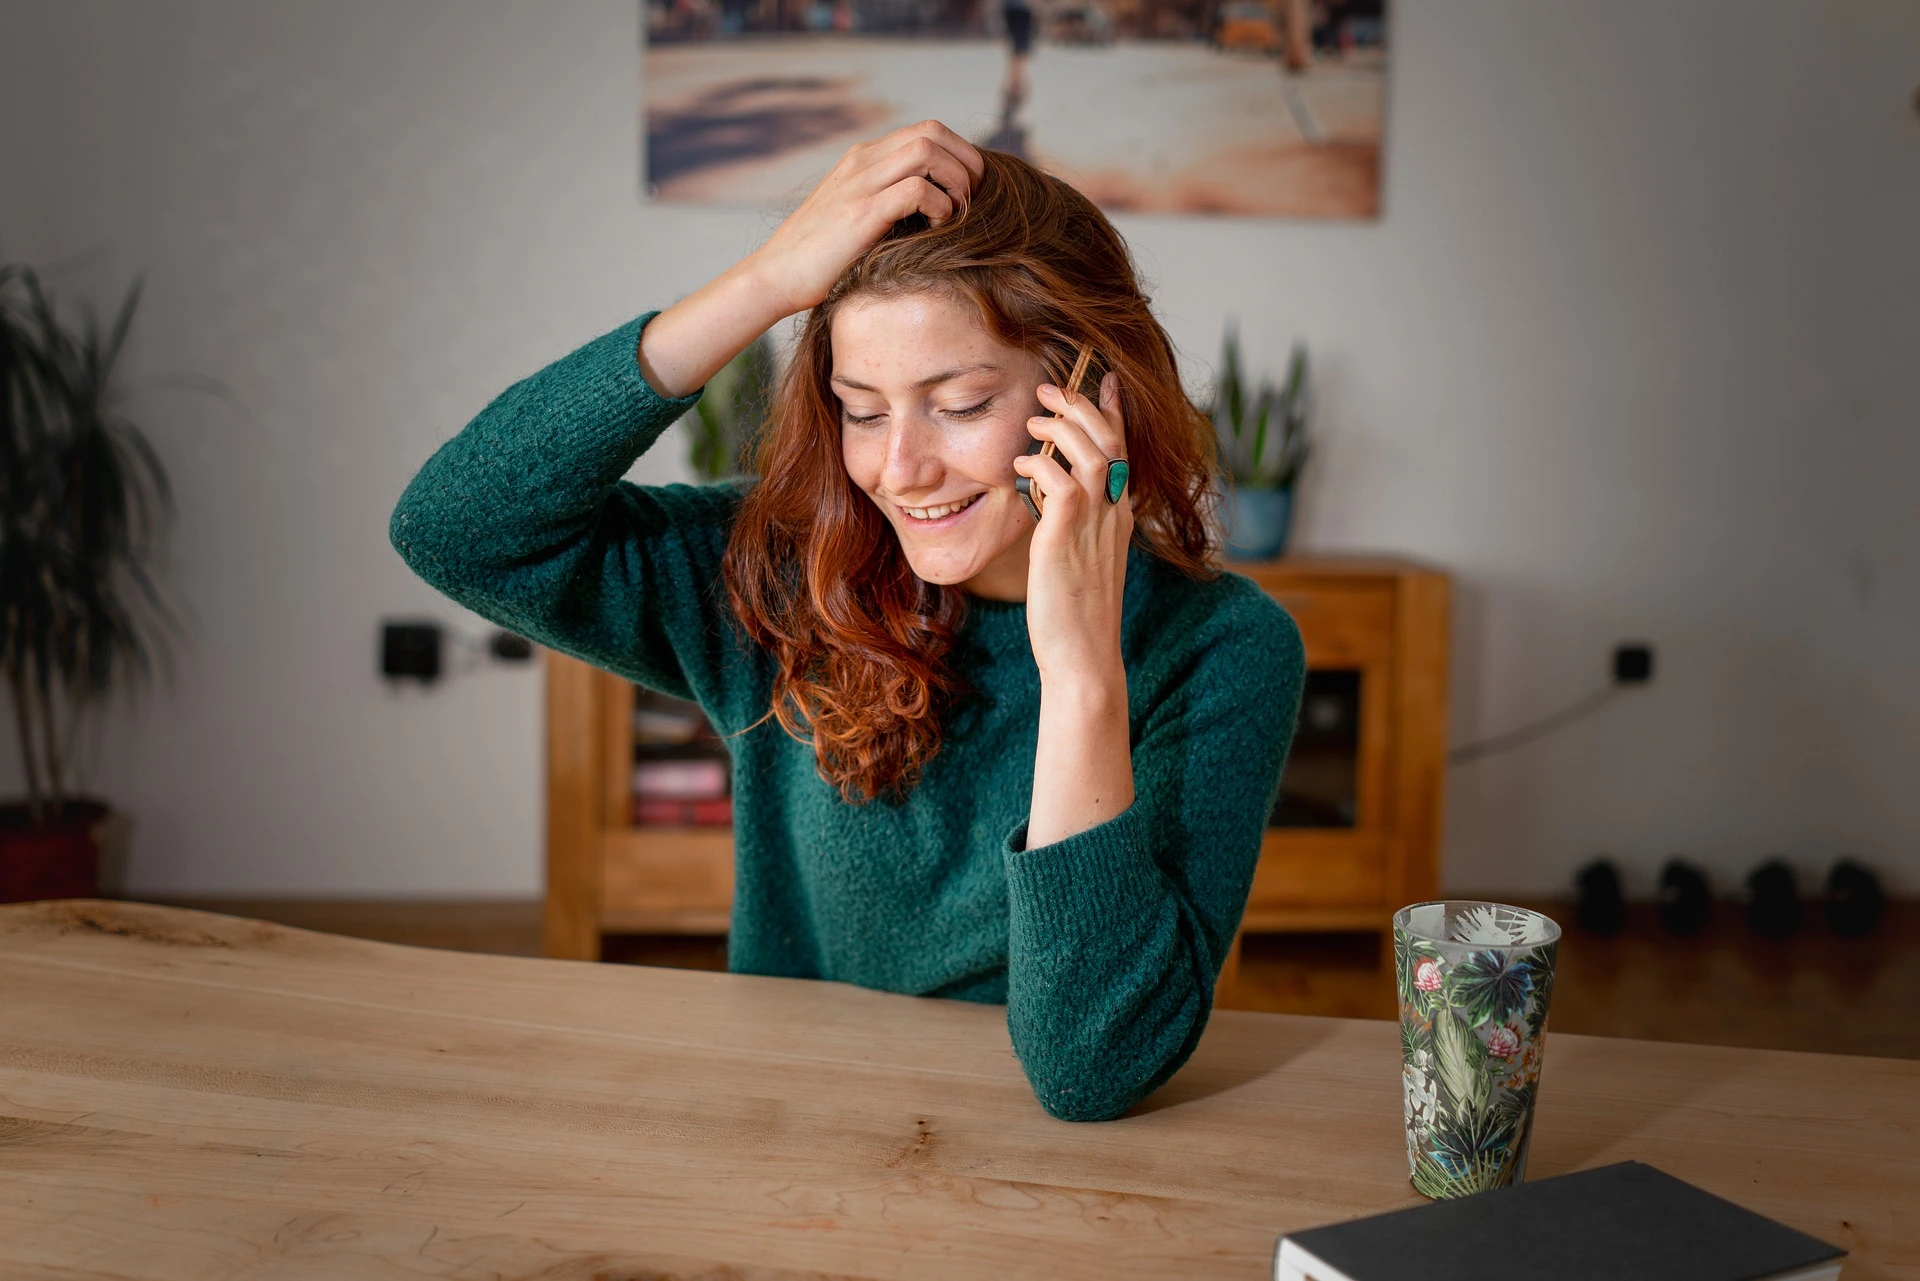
[1212,325,1310,491]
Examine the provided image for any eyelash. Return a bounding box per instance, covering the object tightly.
[840,399,995,426]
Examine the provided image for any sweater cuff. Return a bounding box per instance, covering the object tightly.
[606,310,705,418]
[1002,804,1163,942]
[506,310,707,478]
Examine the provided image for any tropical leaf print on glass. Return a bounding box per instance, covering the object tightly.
[1447,902,1534,946]
[1427,1106,1519,1186]
[1448,948,1535,1029]
[1395,927,1442,1009]
[1492,1080,1537,1129]
[1410,1148,1457,1200]
[1394,901,1562,1200]
[1400,1017,1424,1064]
[1432,1007,1491,1114]
[1519,945,1558,1037]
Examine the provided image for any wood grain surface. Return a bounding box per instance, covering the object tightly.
[3,900,1915,1279]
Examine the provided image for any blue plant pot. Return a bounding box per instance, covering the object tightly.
[1223,486,1294,561]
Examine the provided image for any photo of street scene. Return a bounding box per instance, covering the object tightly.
[643,0,1386,218]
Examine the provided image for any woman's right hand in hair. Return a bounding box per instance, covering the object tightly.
[637,121,985,399]
[749,121,986,315]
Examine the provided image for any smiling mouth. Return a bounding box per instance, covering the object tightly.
[899,493,984,523]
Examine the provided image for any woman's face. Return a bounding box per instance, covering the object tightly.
[832,291,1044,600]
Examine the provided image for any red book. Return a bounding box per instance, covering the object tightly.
[632,797,733,827]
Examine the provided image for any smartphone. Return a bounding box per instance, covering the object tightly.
[1015,343,1100,522]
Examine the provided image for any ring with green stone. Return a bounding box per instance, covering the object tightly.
[1103,458,1130,504]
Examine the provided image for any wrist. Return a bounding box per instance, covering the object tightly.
[736,249,813,321]
[637,262,798,398]
[1029,663,1135,849]
[1038,662,1129,719]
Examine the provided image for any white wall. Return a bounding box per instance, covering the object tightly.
[1,1,1915,899]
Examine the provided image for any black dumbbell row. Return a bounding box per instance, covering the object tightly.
[1572,857,1887,939]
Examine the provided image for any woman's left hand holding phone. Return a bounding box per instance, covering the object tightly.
[1016,372,1138,847]
[637,122,986,400]
[1015,372,1132,686]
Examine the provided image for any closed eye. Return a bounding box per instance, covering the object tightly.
[942,398,995,420]
[841,398,994,426]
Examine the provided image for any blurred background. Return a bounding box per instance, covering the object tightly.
[1,0,1916,1053]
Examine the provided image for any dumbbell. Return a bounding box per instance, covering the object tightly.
[1825,859,1885,938]
[1743,860,1800,939]
[1658,859,1712,936]
[1573,858,1626,936]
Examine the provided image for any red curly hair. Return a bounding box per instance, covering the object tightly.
[723,149,1219,802]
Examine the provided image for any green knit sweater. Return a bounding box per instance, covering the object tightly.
[391,312,1305,1121]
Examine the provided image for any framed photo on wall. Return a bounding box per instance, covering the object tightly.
[642,0,1387,218]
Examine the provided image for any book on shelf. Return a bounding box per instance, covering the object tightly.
[632,757,729,801]
[632,688,720,747]
[634,705,706,745]
[1273,1162,1844,1281]
[632,797,733,827]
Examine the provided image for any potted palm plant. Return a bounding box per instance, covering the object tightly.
[1,260,173,902]
[1212,325,1310,561]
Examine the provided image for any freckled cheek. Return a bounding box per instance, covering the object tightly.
[840,436,885,501]
[964,419,1036,486]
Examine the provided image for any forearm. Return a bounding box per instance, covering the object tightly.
[1003,806,1217,1121]
[1027,663,1134,849]
[636,256,797,398]
[1005,589,1307,1121]
[391,313,720,672]
[392,309,755,706]
[395,314,690,572]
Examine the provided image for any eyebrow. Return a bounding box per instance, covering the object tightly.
[830,363,1002,394]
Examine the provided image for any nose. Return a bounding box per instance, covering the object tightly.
[879,412,943,497]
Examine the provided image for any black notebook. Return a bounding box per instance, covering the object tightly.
[1274,1162,1844,1281]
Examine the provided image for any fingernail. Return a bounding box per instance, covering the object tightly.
[1038,383,1058,396]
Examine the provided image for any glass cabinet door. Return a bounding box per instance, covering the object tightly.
[1270,669,1361,829]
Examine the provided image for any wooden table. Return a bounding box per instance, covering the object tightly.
[4,901,1916,1279]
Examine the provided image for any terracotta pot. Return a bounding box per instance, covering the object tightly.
[0,799,109,903]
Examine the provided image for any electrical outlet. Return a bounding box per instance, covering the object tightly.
[1612,642,1654,685]
[381,621,443,683]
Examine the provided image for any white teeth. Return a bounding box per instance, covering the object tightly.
[903,494,980,521]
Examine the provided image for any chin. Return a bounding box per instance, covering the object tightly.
[896,544,987,586]
[873,493,1026,589]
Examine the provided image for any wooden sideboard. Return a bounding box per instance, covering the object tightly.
[545,557,1450,976]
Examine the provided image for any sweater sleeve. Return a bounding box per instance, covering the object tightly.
[389,312,755,720]
[1001,589,1306,1121]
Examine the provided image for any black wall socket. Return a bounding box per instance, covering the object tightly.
[382,621,443,683]
[1612,642,1654,685]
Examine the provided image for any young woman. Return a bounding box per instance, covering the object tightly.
[391,122,1304,1122]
